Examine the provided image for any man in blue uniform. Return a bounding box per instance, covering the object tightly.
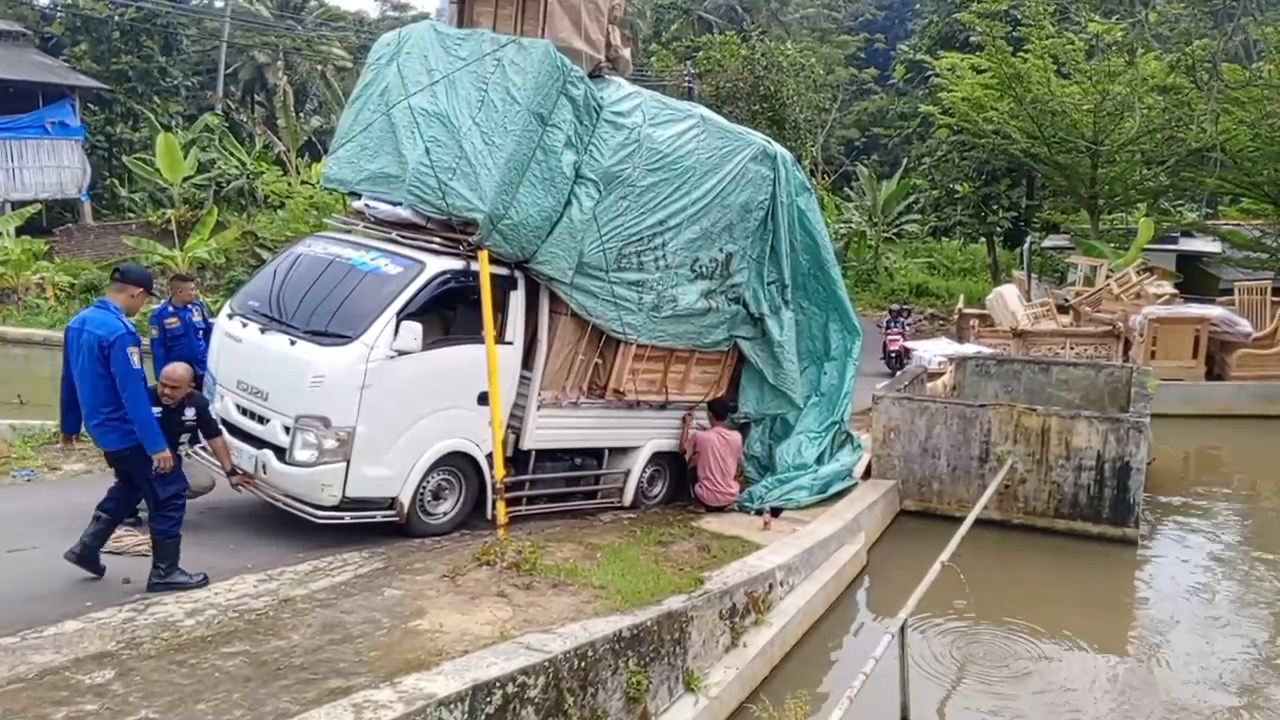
[60,263,209,593]
[148,273,214,393]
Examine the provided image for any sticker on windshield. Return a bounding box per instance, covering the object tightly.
[296,239,410,276]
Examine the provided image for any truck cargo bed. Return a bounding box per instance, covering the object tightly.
[511,370,691,450]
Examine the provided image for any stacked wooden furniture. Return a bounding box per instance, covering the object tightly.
[1130,315,1211,381]
[1068,265,1177,325]
[953,294,1125,363]
[539,296,738,404]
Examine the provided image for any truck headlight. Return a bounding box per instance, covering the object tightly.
[288,415,353,466]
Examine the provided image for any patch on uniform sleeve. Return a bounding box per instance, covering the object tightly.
[192,307,203,321]
[163,316,182,329]
[127,346,142,369]
[149,325,159,338]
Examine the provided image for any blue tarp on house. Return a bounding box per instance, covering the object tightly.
[0,98,85,140]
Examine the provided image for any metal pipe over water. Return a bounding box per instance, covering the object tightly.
[825,458,1014,719]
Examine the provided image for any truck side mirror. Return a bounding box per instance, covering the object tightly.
[392,320,424,354]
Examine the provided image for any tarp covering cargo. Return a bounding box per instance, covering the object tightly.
[323,22,863,510]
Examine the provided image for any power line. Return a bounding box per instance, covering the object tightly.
[2,0,367,64]
[110,0,381,42]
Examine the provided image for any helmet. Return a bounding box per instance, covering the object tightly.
[888,304,902,318]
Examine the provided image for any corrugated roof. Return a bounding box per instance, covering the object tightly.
[0,22,108,90]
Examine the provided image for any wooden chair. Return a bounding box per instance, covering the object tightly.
[1018,297,1063,329]
[1064,255,1109,296]
[1130,315,1211,382]
[1219,280,1274,334]
[1215,314,1280,380]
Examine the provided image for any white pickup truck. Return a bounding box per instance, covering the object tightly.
[193,217,715,536]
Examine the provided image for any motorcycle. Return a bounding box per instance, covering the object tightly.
[883,327,909,373]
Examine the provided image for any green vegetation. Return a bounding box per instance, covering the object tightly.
[534,521,757,611]
[747,691,814,720]
[0,428,104,478]
[682,668,706,694]
[471,515,756,611]
[623,664,652,707]
[2,0,1280,323]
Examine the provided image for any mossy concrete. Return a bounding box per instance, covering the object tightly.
[291,481,900,720]
[872,357,1152,542]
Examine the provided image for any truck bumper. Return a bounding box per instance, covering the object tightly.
[189,441,397,525]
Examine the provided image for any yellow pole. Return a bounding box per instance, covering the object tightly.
[477,249,509,538]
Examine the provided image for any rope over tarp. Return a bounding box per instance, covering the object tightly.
[322,21,863,510]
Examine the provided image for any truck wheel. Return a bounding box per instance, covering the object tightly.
[633,453,680,509]
[402,455,480,537]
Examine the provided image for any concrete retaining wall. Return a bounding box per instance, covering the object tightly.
[952,356,1135,414]
[0,419,55,441]
[0,325,153,353]
[872,357,1152,542]
[1151,380,1280,417]
[292,481,900,720]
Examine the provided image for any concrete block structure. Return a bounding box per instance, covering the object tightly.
[872,356,1152,542]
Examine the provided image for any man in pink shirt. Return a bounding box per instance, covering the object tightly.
[680,397,744,511]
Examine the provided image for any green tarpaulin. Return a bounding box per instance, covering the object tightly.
[323,22,862,510]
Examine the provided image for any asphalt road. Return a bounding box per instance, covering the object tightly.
[0,473,394,636]
[855,314,891,412]
[0,315,888,636]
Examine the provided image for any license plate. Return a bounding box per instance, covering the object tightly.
[231,444,258,475]
[887,337,903,349]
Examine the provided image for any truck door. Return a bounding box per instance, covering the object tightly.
[346,268,523,500]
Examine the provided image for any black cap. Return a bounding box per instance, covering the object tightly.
[110,262,159,298]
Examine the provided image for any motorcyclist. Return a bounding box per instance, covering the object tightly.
[879,304,913,360]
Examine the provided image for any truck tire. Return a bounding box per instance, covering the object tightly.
[402,454,481,537]
[633,453,680,509]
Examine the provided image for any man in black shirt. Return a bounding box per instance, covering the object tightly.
[122,362,251,527]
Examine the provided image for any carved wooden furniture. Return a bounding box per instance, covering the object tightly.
[1218,280,1274,335]
[1214,314,1280,380]
[954,298,1124,362]
[1130,315,1210,382]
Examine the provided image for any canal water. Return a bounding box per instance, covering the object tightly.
[0,343,64,421]
[742,417,1280,719]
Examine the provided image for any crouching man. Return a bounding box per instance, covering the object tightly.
[123,361,250,591]
[679,396,744,512]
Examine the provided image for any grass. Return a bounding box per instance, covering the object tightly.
[534,519,758,611]
[748,691,814,720]
[0,428,101,478]
[472,513,758,612]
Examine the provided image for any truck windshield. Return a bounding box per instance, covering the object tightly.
[229,235,423,343]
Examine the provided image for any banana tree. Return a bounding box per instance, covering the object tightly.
[0,204,53,301]
[1072,216,1156,270]
[122,128,219,245]
[123,205,241,275]
[834,161,923,268]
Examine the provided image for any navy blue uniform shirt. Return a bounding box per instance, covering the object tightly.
[60,298,168,454]
[148,299,213,377]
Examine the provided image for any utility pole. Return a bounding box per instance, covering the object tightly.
[214,0,233,111]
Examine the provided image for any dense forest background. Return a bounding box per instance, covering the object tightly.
[3,0,1280,318]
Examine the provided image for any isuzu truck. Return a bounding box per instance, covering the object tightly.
[193,215,735,536]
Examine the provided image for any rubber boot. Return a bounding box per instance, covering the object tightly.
[146,536,210,593]
[63,511,119,578]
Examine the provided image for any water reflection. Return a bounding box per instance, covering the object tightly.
[742,418,1280,720]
